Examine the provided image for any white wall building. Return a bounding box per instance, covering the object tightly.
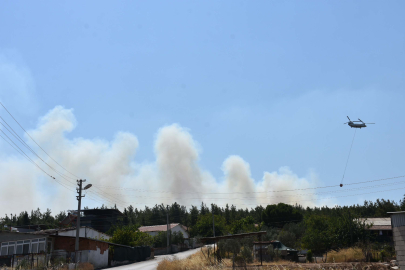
[138,223,189,238]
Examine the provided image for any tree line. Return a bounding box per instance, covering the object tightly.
[0,198,403,232]
[1,197,403,253]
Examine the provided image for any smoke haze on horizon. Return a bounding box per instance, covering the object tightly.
[0,106,322,217]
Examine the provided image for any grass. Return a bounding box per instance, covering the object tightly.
[157,248,390,270]
[326,247,365,263]
[157,248,229,270]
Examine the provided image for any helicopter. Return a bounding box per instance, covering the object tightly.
[344,116,374,128]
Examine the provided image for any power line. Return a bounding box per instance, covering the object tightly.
[0,118,77,180]
[94,178,405,200]
[95,175,405,194]
[0,106,123,206]
[0,101,79,178]
[0,128,114,206]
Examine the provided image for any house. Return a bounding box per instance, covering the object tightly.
[62,209,123,233]
[0,231,150,268]
[30,226,111,240]
[138,223,189,238]
[358,217,393,242]
[0,231,50,256]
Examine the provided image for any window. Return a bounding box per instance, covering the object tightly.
[1,242,9,256]
[38,238,46,253]
[16,245,23,255]
[23,243,30,254]
[23,240,30,254]
[8,245,15,255]
[38,242,45,253]
[31,243,38,253]
[47,240,52,253]
[16,241,23,255]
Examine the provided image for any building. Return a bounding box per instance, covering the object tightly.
[388,211,405,269]
[138,223,189,238]
[0,231,49,256]
[30,226,111,240]
[0,231,150,268]
[62,209,123,233]
[358,217,393,242]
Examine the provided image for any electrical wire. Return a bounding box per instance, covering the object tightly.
[95,175,405,194]
[0,101,79,178]
[0,118,77,180]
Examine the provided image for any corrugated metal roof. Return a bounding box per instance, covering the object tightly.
[29,226,108,236]
[390,212,405,227]
[358,218,391,226]
[138,223,183,233]
[369,225,392,230]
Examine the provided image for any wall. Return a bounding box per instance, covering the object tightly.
[145,231,159,237]
[53,236,109,254]
[390,213,405,269]
[87,247,109,268]
[57,227,110,240]
[393,226,405,269]
[171,225,189,238]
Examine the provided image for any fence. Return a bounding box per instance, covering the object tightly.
[110,245,151,266]
[0,251,85,268]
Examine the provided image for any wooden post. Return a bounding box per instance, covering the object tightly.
[259,235,263,266]
[213,240,216,264]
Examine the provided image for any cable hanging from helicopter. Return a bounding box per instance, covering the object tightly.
[340,116,375,187]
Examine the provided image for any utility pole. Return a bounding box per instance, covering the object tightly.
[75,179,86,263]
[166,205,170,254]
[212,204,215,237]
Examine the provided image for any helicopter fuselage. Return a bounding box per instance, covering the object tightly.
[348,122,366,128]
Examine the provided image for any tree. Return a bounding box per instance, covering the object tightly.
[301,215,332,256]
[225,204,230,225]
[189,206,199,227]
[302,213,370,258]
[191,214,227,237]
[228,216,256,234]
[109,225,153,247]
[262,203,303,228]
[153,231,185,247]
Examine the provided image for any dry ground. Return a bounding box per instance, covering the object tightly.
[157,248,392,270]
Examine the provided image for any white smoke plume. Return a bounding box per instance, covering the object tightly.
[0,106,320,216]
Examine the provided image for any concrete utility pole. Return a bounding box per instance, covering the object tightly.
[75,179,86,263]
[212,204,215,237]
[166,205,170,254]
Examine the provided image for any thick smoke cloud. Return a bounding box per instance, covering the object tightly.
[0,106,319,216]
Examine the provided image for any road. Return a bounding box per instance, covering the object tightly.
[104,248,201,270]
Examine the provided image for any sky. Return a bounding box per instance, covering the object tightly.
[0,1,404,217]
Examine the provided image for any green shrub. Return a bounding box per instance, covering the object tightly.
[306,249,313,263]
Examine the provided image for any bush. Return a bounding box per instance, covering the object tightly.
[306,250,313,263]
[110,225,154,247]
[240,246,253,263]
